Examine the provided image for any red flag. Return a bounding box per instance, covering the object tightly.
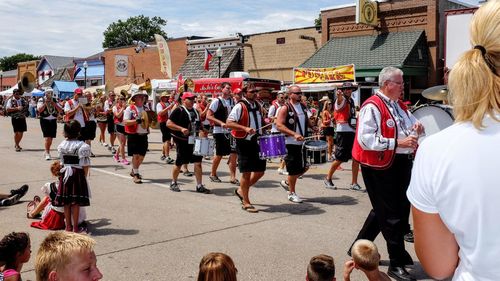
[204,49,213,71]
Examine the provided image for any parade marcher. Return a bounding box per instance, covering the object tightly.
[226,83,266,213]
[123,91,150,184]
[350,67,424,281]
[53,120,92,233]
[156,92,175,164]
[268,91,288,174]
[323,82,362,191]
[95,93,108,146]
[37,88,63,160]
[81,91,97,157]
[206,82,238,184]
[64,88,87,133]
[6,88,28,152]
[276,85,316,203]
[408,2,500,280]
[112,92,129,165]
[194,94,211,138]
[167,92,210,193]
[104,91,117,154]
[320,100,335,162]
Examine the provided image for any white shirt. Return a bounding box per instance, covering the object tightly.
[57,139,91,168]
[357,91,418,154]
[227,98,263,140]
[407,113,500,281]
[112,105,125,126]
[284,102,310,145]
[156,101,170,116]
[334,98,356,133]
[209,97,233,134]
[64,99,86,127]
[123,105,149,134]
[267,103,280,133]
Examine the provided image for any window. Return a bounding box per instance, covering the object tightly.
[276,37,285,44]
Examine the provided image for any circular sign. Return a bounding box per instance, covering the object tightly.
[362,2,376,24]
[116,59,128,72]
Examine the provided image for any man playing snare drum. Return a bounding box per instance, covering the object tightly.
[167,92,210,194]
[276,85,317,203]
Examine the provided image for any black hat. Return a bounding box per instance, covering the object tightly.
[13,88,21,94]
[339,82,357,89]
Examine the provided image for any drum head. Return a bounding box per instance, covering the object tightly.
[412,104,454,138]
[305,140,327,151]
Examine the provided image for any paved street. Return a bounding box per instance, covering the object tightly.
[0,117,432,281]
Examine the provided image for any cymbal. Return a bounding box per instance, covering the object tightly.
[422,85,448,101]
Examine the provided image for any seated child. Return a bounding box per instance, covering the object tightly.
[307,254,336,281]
[0,232,31,281]
[35,231,103,281]
[343,239,390,281]
[197,252,237,281]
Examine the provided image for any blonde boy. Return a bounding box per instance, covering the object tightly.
[343,240,390,281]
[35,231,103,281]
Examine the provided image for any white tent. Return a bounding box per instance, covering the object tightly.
[0,84,18,96]
[0,84,45,97]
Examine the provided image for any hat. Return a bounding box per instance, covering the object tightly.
[339,82,357,89]
[120,89,129,97]
[130,90,148,101]
[74,88,83,94]
[45,87,54,93]
[160,92,170,99]
[13,88,21,94]
[319,96,330,102]
[181,92,196,100]
[232,88,242,95]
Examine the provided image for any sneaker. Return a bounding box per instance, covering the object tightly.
[277,168,288,175]
[44,153,51,161]
[324,178,337,190]
[90,152,96,158]
[169,182,180,192]
[10,184,29,198]
[288,192,303,203]
[183,171,193,177]
[121,158,130,165]
[113,153,120,162]
[103,143,109,147]
[196,184,211,194]
[350,183,364,191]
[107,145,112,150]
[404,230,414,243]
[165,157,175,164]
[133,174,142,184]
[160,155,166,161]
[280,180,289,191]
[111,147,117,154]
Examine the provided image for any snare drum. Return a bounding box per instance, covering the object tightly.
[193,137,215,156]
[258,134,287,159]
[304,140,328,164]
[411,104,454,142]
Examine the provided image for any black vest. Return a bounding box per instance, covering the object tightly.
[39,98,59,118]
[284,102,309,137]
[213,97,233,125]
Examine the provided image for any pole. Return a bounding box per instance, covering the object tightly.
[218,57,221,78]
[84,68,87,89]
[0,74,3,91]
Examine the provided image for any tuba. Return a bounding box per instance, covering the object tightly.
[18,72,36,94]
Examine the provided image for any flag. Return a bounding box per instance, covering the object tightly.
[72,63,81,81]
[154,34,172,78]
[204,49,213,71]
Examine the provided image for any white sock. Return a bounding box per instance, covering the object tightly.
[133,168,139,174]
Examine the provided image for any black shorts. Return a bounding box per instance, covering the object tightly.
[40,118,57,138]
[236,137,266,173]
[203,124,211,132]
[214,133,232,156]
[11,117,27,133]
[285,144,308,176]
[107,115,116,133]
[115,124,125,135]
[322,127,335,137]
[334,131,355,162]
[160,122,172,142]
[127,134,148,156]
[173,138,203,166]
[80,121,96,141]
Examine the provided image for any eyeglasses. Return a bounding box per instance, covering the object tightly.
[291,91,303,95]
[388,80,404,86]
[110,95,116,97]
[186,97,195,100]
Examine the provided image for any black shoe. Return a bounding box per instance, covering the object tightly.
[387,266,415,281]
[196,184,211,194]
[10,184,29,198]
[347,248,352,257]
[404,230,414,243]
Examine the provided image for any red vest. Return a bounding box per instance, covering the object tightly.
[113,105,123,124]
[231,102,250,139]
[124,105,139,134]
[64,99,88,122]
[352,95,407,169]
[157,102,168,123]
[333,100,350,124]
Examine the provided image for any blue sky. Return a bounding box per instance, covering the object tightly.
[0,0,480,60]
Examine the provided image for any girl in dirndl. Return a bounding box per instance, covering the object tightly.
[53,120,91,232]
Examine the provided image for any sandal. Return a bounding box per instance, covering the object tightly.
[229,179,240,185]
[234,189,243,202]
[242,204,259,213]
[27,201,36,218]
[209,175,222,183]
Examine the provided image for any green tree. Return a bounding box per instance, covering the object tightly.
[102,15,168,48]
[0,53,41,71]
[314,14,322,29]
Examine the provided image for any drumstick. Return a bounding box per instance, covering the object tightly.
[257,123,273,131]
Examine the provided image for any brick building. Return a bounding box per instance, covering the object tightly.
[0,69,17,91]
[103,37,189,91]
[303,0,473,104]
[243,26,321,83]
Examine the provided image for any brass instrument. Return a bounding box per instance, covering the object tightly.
[140,110,158,129]
[18,72,36,94]
[177,78,195,94]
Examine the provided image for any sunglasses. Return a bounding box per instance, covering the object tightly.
[248,90,258,93]
[291,91,303,95]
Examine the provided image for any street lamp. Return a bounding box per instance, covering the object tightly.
[216,47,223,78]
[83,61,88,89]
[0,70,3,91]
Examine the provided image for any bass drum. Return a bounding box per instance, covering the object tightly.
[411,104,454,142]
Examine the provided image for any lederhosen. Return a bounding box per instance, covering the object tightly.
[39,97,59,138]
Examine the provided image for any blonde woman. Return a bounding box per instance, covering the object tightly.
[408,1,500,280]
[320,100,335,161]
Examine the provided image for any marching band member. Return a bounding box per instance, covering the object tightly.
[123,91,150,184]
[95,93,108,146]
[156,92,175,164]
[64,88,87,136]
[104,91,117,154]
[82,91,97,157]
[226,83,266,213]
[207,82,238,184]
[167,92,210,193]
[112,92,129,165]
[6,88,28,152]
[276,85,316,203]
[37,87,62,160]
[194,94,211,138]
[268,91,287,174]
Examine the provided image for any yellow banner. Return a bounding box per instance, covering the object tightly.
[294,65,355,83]
[154,34,172,78]
[356,0,378,26]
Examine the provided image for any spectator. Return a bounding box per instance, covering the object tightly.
[197,252,237,281]
[0,232,31,281]
[307,254,336,281]
[344,240,390,281]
